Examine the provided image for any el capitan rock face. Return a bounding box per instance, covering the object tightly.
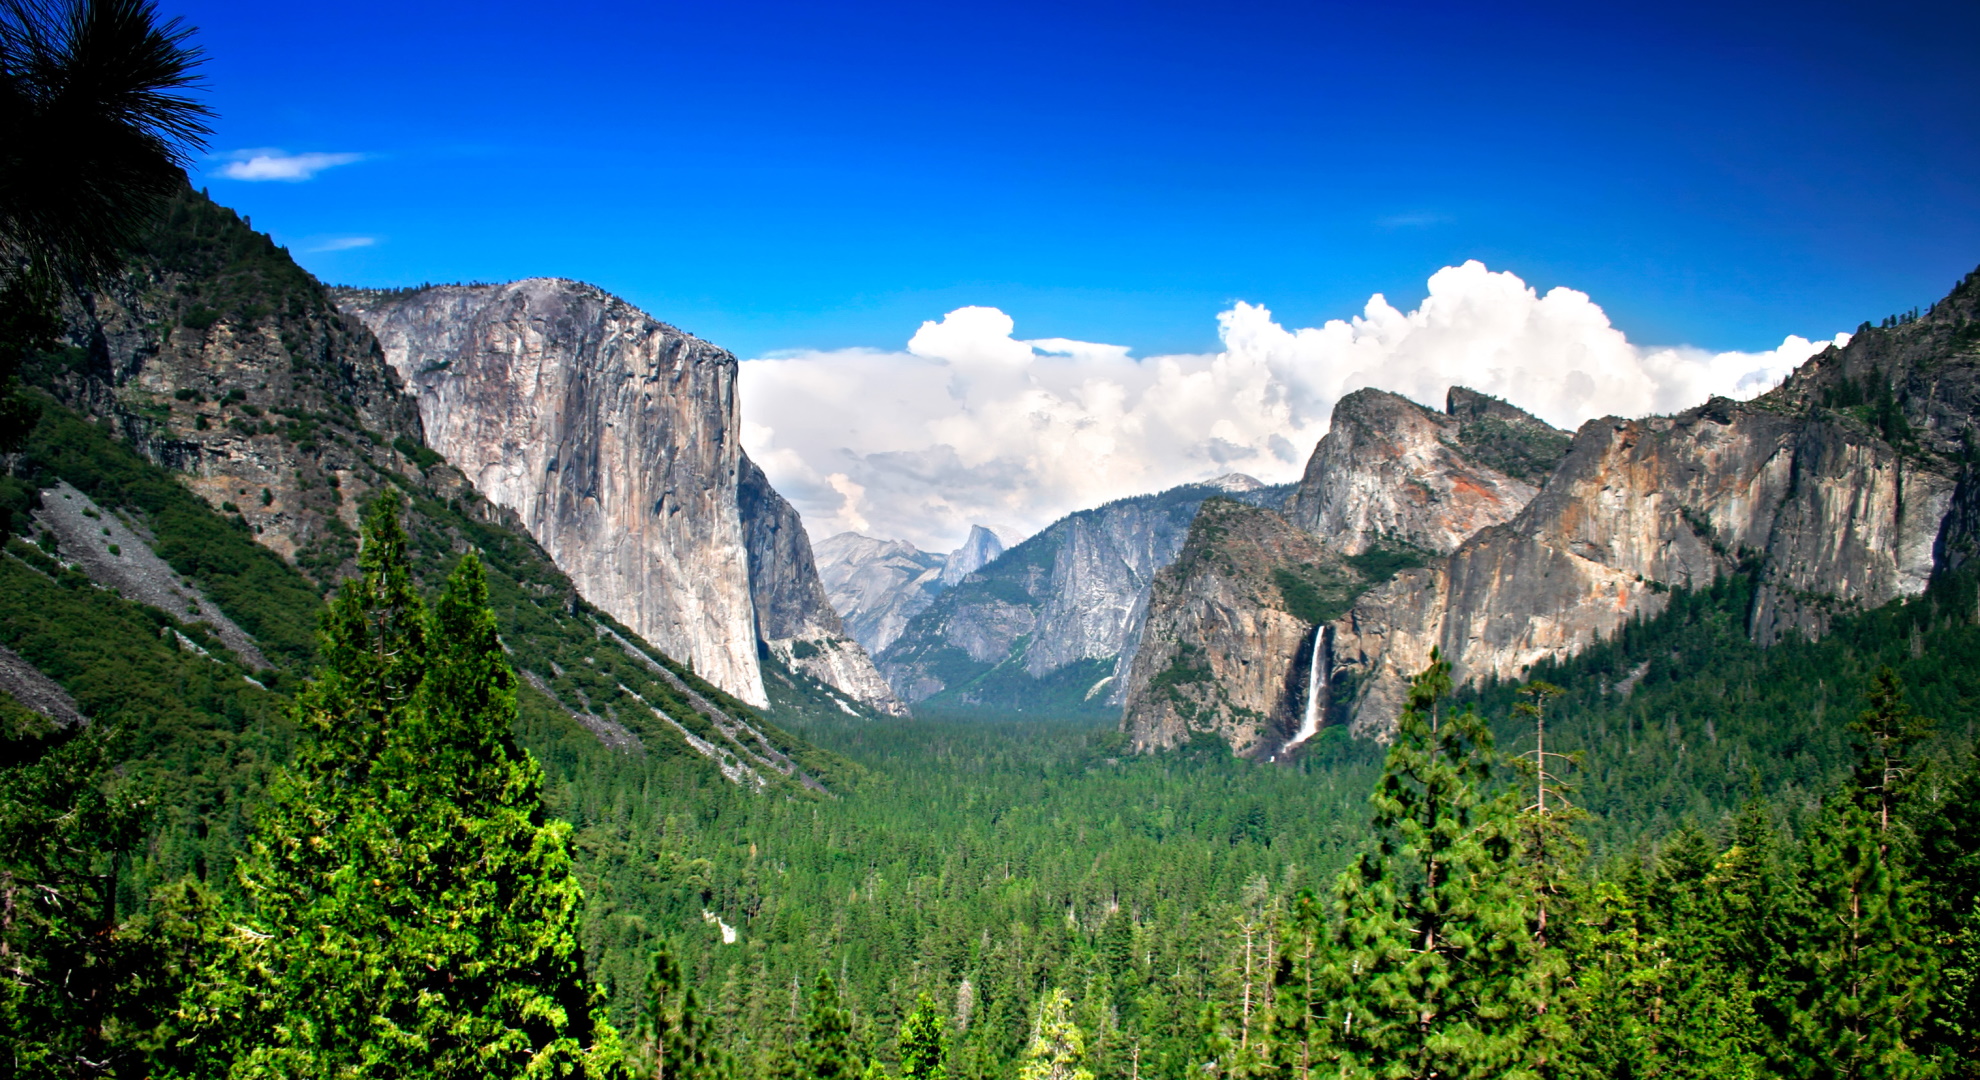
[338,279,769,705]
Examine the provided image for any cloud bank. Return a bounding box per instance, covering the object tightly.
[218,149,364,182]
[740,261,1845,552]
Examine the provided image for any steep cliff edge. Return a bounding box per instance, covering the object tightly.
[813,532,945,655]
[28,188,853,789]
[1122,388,1545,753]
[1327,275,1980,739]
[1280,387,1563,556]
[1119,499,1341,755]
[737,455,907,716]
[337,280,768,706]
[50,188,429,589]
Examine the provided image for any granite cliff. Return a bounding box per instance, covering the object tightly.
[1128,270,1980,751]
[34,187,851,789]
[1122,388,1558,753]
[336,279,768,705]
[337,279,899,715]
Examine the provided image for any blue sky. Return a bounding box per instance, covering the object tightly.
[178,0,1980,361]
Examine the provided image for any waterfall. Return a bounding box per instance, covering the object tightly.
[1286,626,1327,752]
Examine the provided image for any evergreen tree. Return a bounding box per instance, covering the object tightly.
[801,972,861,1080]
[1326,651,1533,1080]
[1017,988,1093,1080]
[639,941,724,1080]
[1774,669,1938,1080]
[1778,799,1931,1078]
[194,492,623,1078]
[1266,889,1328,1080]
[0,0,213,450]
[0,720,146,1078]
[1919,745,1980,1072]
[898,992,947,1080]
[1506,681,1579,1076]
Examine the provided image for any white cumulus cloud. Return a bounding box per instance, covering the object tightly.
[740,260,1846,552]
[218,149,364,182]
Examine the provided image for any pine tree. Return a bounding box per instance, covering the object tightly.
[1017,988,1093,1080]
[1506,680,1580,1076]
[198,492,623,1078]
[898,992,948,1080]
[1775,669,1938,1080]
[1266,889,1329,1080]
[1919,745,1980,1072]
[801,972,861,1080]
[0,721,147,1078]
[1326,650,1533,1080]
[639,941,725,1080]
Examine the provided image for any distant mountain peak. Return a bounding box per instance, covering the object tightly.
[941,524,1009,586]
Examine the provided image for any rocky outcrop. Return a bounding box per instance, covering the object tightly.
[1128,274,1980,751]
[1120,499,1339,756]
[1281,387,1562,556]
[941,525,1008,586]
[57,189,429,586]
[0,645,86,728]
[737,455,907,716]
[339,279,768,706]
[876,475,1283,709]
[1331,396,1957,737]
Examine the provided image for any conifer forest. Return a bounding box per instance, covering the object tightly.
[3,2,1978,1078]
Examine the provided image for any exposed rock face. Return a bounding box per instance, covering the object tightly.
[1128,273,1980,752]
[736,455,907,716]
[1332,397,1957,737]
[1281,387,1563,556]
[0,645,86,727]
[877,475,1284,709]
[1120,499,1335,755]
[56,190,429,586]
[941,525,1008,586]
[811,533,946,655]
[339,279,768,706]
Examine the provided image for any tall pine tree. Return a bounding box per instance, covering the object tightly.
[1326,651,1534,1080]
[193,492,622,1078]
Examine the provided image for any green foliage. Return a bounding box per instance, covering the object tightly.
[1451,416,1573,484]
[12,395,322,666]
[199,493,623,1078]
[1016,989,1092,1080]
[0,721,148,1079]
[802,973,862,1080]
[394,433,444,471]
[898,993,948,1080]
[1323,653,1538,1079]
[639,941,726,1080]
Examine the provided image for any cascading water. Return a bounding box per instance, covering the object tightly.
[1285,626,1327,752]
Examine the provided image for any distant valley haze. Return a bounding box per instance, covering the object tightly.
[176,0,1980,549]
